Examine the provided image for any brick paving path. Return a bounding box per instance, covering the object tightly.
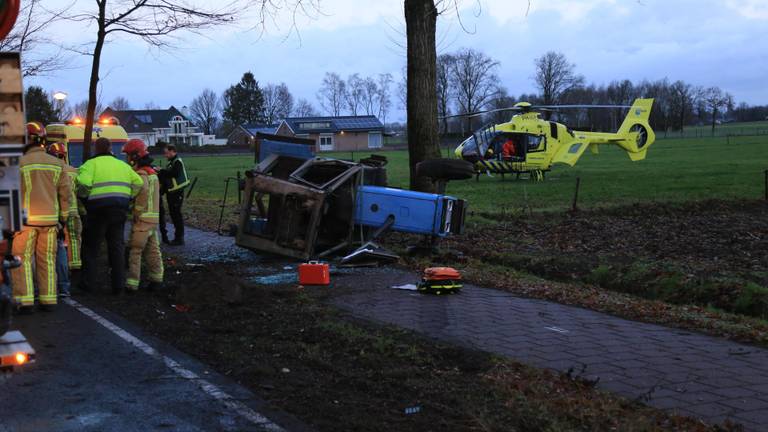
[331,270,768,431]
[178,227,768,431]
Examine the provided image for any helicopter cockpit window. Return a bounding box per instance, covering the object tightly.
[526,135,546,153]
[459,135,479,158]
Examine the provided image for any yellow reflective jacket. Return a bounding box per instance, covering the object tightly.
[77,153,143,211]
[132,168,160,225]
[63,164,80,217]
[20,146,71,227]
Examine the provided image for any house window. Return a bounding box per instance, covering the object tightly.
[319,134,334,151]
[135,114,152,123]
[368,132,382,149]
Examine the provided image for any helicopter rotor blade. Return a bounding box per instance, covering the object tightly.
[534,104,634,109]
[439,106,522,120]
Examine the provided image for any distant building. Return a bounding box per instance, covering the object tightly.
[100,106,212,147]
[275,115,384,152]
[226,123,280,147]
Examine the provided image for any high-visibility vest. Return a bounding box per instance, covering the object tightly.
[166,156,189,193]
[76,153,144,210]
[19,146,71,226]
[133,169,160,224]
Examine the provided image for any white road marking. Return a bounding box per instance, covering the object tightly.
[545,326,570,334]
[64,298,284,432]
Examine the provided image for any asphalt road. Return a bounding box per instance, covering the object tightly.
[0,299,302,432]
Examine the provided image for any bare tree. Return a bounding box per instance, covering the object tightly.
[144,101,160,110]
[670,80,696,132]
[436,53,454,134]
[703,86,732,135]
[189,89,222,135]
[361,76,379,116]
[69,0,240,160]
[449,48,500,134]
[263,83,294,124]
[108,96,131,111]
[487,86,515,125]
[293,98,318,117]
[377,73,393,127]
[0,0,69,77]
[533,51,585,106]
[345,74,365,116]
[73,99,103,119]
[317,72,347,116]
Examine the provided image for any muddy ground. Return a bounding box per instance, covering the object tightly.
[83,256,736,432]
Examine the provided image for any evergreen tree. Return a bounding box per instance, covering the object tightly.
[223,72,265,126]
[24,86,58,124]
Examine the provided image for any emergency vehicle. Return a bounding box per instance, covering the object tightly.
[46,117,129,167]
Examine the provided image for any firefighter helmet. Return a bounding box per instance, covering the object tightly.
[122,138,149,158]
[26,122,46,146]
[47,142,67,159]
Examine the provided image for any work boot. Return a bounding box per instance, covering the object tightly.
[38,304,56,312]
[15,305,35,315]
[112,286,123,296]
[146,281,164,292]
[170,238,184,246]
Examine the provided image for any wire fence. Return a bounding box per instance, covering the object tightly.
[655,127,768,140]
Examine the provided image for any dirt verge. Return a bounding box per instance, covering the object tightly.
[83,257,737,432]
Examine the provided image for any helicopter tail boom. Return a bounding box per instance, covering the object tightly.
[615,98,656,160]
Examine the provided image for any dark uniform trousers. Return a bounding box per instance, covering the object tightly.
[81,207,127,292]
[159,190,184,241]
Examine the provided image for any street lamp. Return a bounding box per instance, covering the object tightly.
[52,91,68,101]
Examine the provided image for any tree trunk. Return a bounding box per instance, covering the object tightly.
[711,108,717,136]
[83,2,107,161]
[405,0,441,192]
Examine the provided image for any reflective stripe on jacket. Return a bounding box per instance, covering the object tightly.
[166,156,189,192]
[20,146,71,226]
[63,165,79,217]
[76,153,144,211]
[133,169,160,225]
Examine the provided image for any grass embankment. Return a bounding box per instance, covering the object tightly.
[180,135,768,344]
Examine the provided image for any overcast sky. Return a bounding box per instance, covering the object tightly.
[27,0,768,122]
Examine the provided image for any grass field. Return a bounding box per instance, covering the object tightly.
[659,120,768,139]
[185,134,768,216]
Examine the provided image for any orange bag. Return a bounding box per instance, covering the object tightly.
[423,267,461,281]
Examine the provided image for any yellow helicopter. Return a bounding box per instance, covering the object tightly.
[452,98,655,180]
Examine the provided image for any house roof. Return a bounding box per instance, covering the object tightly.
[101,106,192,134]
[282,115,383,135]
[242,123,279,136]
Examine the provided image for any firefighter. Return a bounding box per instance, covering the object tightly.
[10,123,71,311]
[77,137,144,295]
[122,139,163,292]
[47,143,81,268]
[158,144,189,245]
[47,142,79,297]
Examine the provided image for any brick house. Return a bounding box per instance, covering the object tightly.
[275,115,384,152]
[226,123,279,147]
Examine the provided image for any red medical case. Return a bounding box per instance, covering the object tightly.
[299,261,330,286]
